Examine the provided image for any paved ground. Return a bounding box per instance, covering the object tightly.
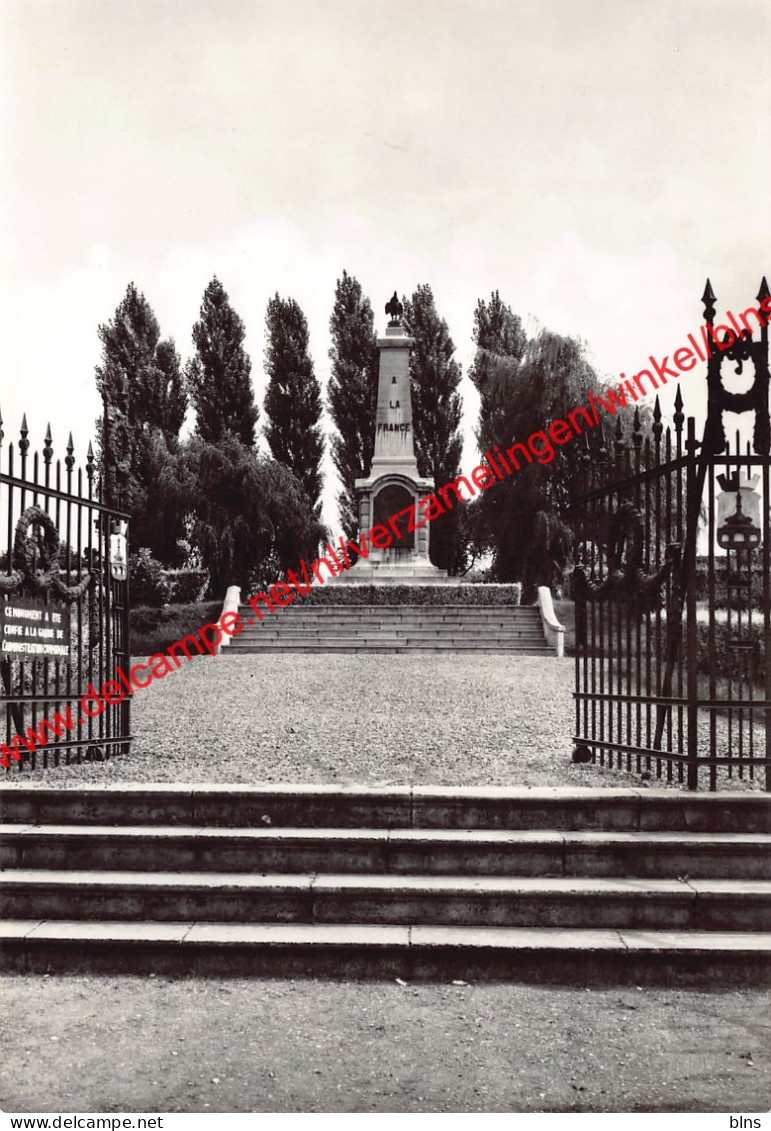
[0,975,768,1113]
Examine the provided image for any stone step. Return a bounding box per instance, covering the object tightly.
[228,642,547,651]
[225,643,554,654]
[225,603,551,653]
[236,607,538,618]
[241,616,540,622]
[2,786,768,833]
[3,825,768,878]
[234,630,547,641]
[1,920,768,983]
[2,870,768,930]
[224,642,549,651]
[236,603,539,611]
[236,620,545,630]
[3,785,768,981]
[237,608,538,620]
[227,638,549,647]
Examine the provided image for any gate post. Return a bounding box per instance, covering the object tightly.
[685,417,700,791]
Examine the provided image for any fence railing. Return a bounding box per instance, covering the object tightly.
[1,413,131,770]
[571,278,770,790]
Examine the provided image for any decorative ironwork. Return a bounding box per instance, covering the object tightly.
[1,416,131,770]
[574,503,674,613]
[1,506,93,600]
[703,277,770,456]
[571,280,770,790]
[717,491,762,552]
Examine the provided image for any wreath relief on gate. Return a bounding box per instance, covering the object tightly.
[0,505,94,601]
[573,502,680,623]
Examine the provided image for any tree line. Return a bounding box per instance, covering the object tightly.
[96,274,612,600]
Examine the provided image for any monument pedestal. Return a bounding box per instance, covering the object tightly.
[334,548,453,585]
[334,308,455,586]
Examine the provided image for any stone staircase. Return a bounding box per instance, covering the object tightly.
[224,604,554,654]
[1,785,769,983]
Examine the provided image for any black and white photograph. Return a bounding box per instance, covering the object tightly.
[0,0,769,1118]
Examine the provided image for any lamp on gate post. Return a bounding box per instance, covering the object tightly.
[100,385,130,576]
[109,520,128,580]
[716,472,762,551]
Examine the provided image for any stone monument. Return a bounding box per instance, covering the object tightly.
[336,292,452,584]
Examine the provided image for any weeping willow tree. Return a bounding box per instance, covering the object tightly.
[468,292,605,597]
[523,509,574,597]
[165,437,325,597]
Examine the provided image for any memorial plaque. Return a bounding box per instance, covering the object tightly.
[0,596,71,660]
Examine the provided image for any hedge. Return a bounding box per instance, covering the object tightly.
[696,619,766,685]
[694,561,766,608]
[291,583,522,606]
[560,599,766,683]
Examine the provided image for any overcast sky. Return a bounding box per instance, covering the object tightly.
[2,0,769,528]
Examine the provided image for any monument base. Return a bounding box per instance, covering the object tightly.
[332,549,457,586]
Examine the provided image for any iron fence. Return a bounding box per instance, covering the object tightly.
[571,281,770,790]
[1,414,131,770]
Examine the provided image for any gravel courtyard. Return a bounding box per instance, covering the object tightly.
[8,654,646,787]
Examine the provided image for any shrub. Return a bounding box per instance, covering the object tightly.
[129,601,223,656]
[129,549,170,607]
[163,567,207,605]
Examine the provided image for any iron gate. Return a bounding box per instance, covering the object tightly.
[1,414,131,770]
[572,281,770,790]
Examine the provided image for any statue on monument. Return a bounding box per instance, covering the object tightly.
[385,291,404,326]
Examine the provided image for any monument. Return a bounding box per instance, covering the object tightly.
[336,292,453,584]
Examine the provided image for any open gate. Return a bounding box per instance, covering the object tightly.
[1,415,131,770]
[571,281,770,790]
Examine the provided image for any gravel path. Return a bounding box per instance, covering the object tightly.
[5,653,763,788]
[1,975,767,1113]
[7,655,639,788]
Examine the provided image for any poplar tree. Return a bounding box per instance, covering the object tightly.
[328,271,379,536]
[97,283,187,447]
[402,284,464,572]
[187,276,258,448]
[95,282,187,560]
[263,294,324,516]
